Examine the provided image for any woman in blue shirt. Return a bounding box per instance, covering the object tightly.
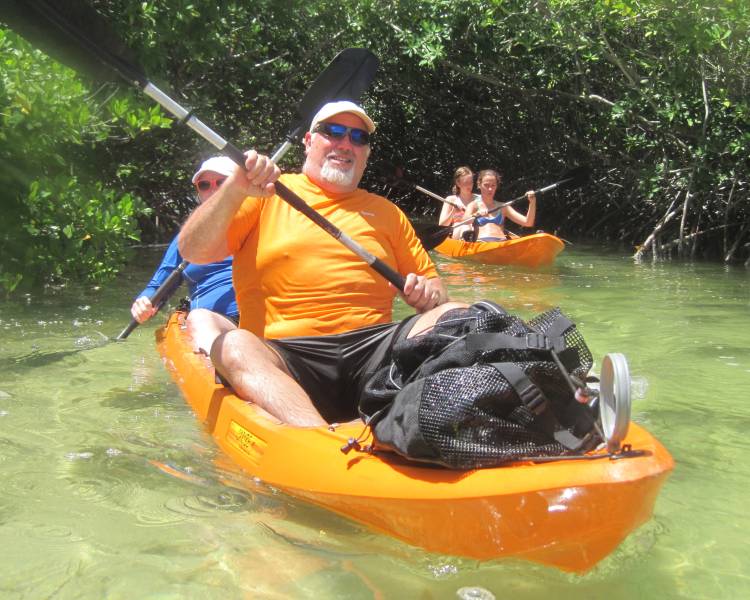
[130,156,237,353]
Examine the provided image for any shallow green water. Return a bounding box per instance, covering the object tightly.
[0,245,748,599]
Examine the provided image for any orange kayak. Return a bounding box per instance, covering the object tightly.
[157,312,673,572]
[434,232,564,267]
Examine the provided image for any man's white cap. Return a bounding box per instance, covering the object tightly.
[309,100,376,134]
[191,155,237,183]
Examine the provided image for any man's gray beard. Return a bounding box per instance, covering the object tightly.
[320,161,356,187]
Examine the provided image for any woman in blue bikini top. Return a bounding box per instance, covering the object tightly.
[466,169,536,242]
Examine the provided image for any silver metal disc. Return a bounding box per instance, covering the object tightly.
[599,353,632,452]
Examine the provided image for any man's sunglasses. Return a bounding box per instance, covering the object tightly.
[313,122,371,146]
[196,178,226,191]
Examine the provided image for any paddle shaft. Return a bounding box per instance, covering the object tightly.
[114,115,301,341]
[452,192,535,228]
[374,162,462,209]
[413,185,463,210]
[2,4,401,285]
[452,176,577,229]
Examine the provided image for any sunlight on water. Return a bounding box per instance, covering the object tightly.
[0,246,748,598]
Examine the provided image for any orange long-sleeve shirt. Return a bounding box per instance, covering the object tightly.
[227,173,437,339]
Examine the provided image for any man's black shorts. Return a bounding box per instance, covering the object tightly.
[267,315,419,423]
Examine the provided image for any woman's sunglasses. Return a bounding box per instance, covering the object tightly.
[196,178,226,191]
[313,122,371,146]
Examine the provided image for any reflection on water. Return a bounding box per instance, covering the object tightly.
[436,258,565,313]
[0,246,749,598]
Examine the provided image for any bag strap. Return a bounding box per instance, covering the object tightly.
[489,361,591,452]
[467,331,567,353]
[466,312,574,354]
[492,362,548,416]
[537,312,574,338]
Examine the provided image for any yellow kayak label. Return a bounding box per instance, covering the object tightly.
[228,421,267,465]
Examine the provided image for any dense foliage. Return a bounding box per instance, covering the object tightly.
[0,29,164,292]
[1,0,747,292]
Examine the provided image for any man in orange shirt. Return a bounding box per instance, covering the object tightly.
[179,101,463,426]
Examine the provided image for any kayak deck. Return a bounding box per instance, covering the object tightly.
[434,232,565,267]
[157,312,673,572]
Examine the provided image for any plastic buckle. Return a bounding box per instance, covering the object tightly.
[518,385,546,414]
[525,332,550,350]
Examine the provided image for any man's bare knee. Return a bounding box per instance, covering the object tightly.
[407,301,469,338]
[209,328,325,427]
[212,329,270,369]
[210,329,295,388]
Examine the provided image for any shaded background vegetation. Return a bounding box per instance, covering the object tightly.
[1,0,748,293]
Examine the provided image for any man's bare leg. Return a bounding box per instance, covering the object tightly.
[186,308,237,355]
[210,328,327,427]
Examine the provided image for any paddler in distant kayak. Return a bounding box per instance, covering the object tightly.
[437,166,478,241]
[179,101,464,427]
[465,169,536,242]
[130,156,239,353]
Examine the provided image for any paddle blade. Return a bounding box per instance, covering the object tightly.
[294,48,379,134]
[415,224,454,251]
[1,0,148,86]
[371,159,411,188]
[540,166,590,194]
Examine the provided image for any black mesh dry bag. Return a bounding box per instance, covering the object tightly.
[359,301,601,469]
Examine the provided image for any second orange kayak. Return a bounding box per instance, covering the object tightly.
[434,232,564,267]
